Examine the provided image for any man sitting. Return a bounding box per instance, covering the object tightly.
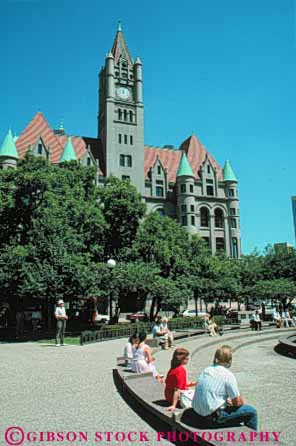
[160,317,174,347]
[152,317,169,349]
[272,307,282,328]
[250,310,262,331]
[192,345,258,431]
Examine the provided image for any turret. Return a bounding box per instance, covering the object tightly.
[223,160,240,258]
[134,57,143,104]
[0,129,19,169]
[59,137,77,163]
[105,51,115,99]
[176,152,197,235]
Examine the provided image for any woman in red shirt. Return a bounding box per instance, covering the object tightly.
[165,348,196,412]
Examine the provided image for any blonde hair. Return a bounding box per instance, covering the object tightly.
[213,345,232,367]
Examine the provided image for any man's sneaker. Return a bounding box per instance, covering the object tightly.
[56,343,61,347]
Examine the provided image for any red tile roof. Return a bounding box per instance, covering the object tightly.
[16,112,87,163]
[144,134,222,183]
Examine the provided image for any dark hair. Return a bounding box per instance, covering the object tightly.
[170,348,190,369]
[138,332,147,343]
[128,334,138,343]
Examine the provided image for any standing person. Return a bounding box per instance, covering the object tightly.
[165,348,196,412]
[192,345,258,431]
[55,300,68,346]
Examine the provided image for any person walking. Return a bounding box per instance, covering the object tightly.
[192,345,258,431]
[55,300,68,346]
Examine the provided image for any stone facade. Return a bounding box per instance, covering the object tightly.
[0,24,241,258]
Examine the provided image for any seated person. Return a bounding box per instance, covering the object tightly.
[160,317,174,347]
[273,308,282,328]
[192,345,258,431]
[152,317,169,348]
[204,315,217,336]
[131,333,163,381]
[123,334,138,366]
[281,310,295,327]
[165,348,196,412]
[251,311,262,331]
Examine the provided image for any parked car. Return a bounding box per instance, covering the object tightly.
[181,309,208,318]
[126,312,148,322]
[94,313,110,323]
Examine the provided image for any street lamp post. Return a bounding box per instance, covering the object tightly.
[107,258,116,324]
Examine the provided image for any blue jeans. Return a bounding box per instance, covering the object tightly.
[214,404,258,431]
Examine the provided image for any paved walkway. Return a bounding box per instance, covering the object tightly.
[1,329,295,446]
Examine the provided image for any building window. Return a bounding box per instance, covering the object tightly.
[129,111,133,122]
[191,216,195,226]
[157,165,161,175]
[200,207,209,227]
[206,185,214,196]
[156,186,164,197]
[206,179,213,184]
[230,218,237,228]
[180,184,186,193]
[228,189,235,197]
[124,135,128,144]
[118,134,122,144]
[87,157,91,166]
[120,154,125,166]
[189,184,194,193]
[214,208,224,228]
[232,238,239,258]
[130,135,133,145]
[216,237,225,252]
[190,204,195,212]
[122,175,130,181]
[230,208,236,216]
[181,204,187,212]
[156,179,163,185]
[126,155,132,167]
[182,215,188,226]
[124,110,128,121]
[120,154,132,167]
[207,165,211,174]
[38,143,42,154]
[118,109,122,120]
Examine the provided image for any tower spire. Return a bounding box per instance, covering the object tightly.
[111,21,133,65]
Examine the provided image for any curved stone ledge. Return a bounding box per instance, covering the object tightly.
[277,333,296,358]
[114,328,293,446]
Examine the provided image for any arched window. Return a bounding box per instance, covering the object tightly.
[214,208,224,228]
[129,111,133,122]
[200,207,209,227]
[123,110,128,121]
[118,109,122,120]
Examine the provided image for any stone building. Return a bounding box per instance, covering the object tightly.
[0,23,241,257]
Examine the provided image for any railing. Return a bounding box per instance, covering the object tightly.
[79,317,220,345]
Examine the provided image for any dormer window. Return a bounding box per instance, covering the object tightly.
[207,165,211,174]
[38,144,42,155]
[157,165,161,175]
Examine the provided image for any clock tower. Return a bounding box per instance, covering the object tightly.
[98,22,145,194]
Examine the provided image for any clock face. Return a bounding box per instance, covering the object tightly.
[117,87,130,100]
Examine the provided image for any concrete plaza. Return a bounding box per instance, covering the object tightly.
[1,329,295,446]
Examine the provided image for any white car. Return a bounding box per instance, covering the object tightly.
[182,309,208,318]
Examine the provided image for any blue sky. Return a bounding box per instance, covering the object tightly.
[0,0,295,254]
